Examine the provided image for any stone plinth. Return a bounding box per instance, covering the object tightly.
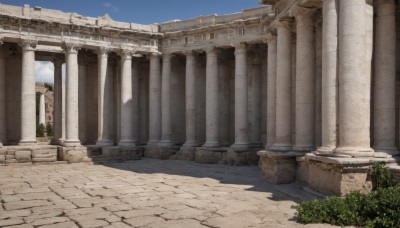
[144,146,179,160]
[296,156,309,183]
[306,154,395,196]
[59,146,94,163]
[257,151,302,184]
[227,148,259,166]
[1,145,58,164]
[103,146,142,160]
[195,147,227,164]
[172,147,196,161]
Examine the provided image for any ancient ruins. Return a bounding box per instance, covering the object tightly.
[0,0,399,196]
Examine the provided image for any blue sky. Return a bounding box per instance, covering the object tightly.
[1,0,260,24]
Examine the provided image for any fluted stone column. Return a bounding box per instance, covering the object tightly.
[19,40,37,145]
[159,53,174,147]
[232,43,249,149]
[291,7,316,152]
[183,51,198,147]
[119,50,136,147]
[53,58,63,144]
[78,58,87,144]
[132,58,140,145]
[373,0,398,155]
[62,42,81,146]
[39,92,46,125]
[315,16,323,148]
[271,20,293,152]
[148,53,162,146]
[265,34,277,149]
[250,53,262,147]
[0,43,5,147]
[317,0,338,154]
[335,0,374,156]
[203,47,220,147]
[96,48,114,146]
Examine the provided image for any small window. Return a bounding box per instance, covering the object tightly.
[209,32,215,40]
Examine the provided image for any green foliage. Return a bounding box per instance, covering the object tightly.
[46,123,53,137]
[371,161,394,190]
[293,163,400,227]
[36,123,46,137]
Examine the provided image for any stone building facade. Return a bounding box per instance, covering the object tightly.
[0,0,399,195]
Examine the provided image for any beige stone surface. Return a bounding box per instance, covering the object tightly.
[0,158,334,227]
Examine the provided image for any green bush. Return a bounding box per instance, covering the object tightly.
[36,123,45,137]
[46,123,53,137]
[293,162,400,227]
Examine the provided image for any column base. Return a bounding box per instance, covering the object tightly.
[334,147,375,158]
[227,147,259,166]
[172,146,196,161]
[118,140,137,148]
[293,145,316,153]
[147,140,160,147]
[18,139,37,146]
[195,147,227,164]
[60,140,81,147]
[182,140,199,148]
[96,140,114,147]
[144,145,179,160]
[373,147,399,156]
[249,142,263,149]
[315,146,336,156]
[269,144,293,152]
[202,141,220,148]
[158,140,175,147]
[231,142,249,150]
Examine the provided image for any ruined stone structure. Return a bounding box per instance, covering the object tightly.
[0,0,399,195]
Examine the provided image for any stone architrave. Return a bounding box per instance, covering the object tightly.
[183,51,198,147]
[159,53,174,147]
[148,53,162,146]
[335,0,374,156]
[291,7,316,153]
[0,39,5,147]
[373,0,398,155]
[232,43,249,149]
[203,47,220,148]
[270,19,293,152]
[96,47,114,147]
[62,42,81,147]
[19,39,38,145]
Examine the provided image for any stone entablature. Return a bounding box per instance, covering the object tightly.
[0,4,163,54]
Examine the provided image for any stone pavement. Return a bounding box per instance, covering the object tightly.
[0,158,337,228]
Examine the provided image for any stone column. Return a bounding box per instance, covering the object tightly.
[271,20,293,152]
[0,42,5,147]
[250,53,262,147]
[291,7,316,152]
[62,42,81,146]
[183,51,198,147]
[148,53,162,146]
[119,49,136,147]
[158,53,174,147]
[373,0,398,155]
[317,0,338,154]
[19,40,37,145]
[315,16,323,148]
[265,34,277,149]
[78,58,87,144]
[53,58,63,144]
[203,47,220,147]
[96,47,114,146]
[131,58,140,145]
[232,43,249,149]
[335,0,374,156]
[38,92,46,125]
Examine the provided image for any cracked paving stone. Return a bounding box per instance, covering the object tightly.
[3,200,53,210]
[124,215,165,227]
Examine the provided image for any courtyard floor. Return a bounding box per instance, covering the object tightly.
[0,158,337,228]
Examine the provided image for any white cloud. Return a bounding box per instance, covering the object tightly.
[35,61,54,83]
[103,2,119,13]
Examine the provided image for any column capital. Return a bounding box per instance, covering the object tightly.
[119,48,137,59]
[263,33,277,44]
[183,50,195,56]
[63,42,81,54]
[234,43,247,55]
[52,56,64,67]
[162,52,173,61]
[289,6,317,20]
[96,46,112,57]
[19,39,38,51]
[274,18,293,31]
[205,46,220,56]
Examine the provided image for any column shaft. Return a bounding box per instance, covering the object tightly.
[271,20,293,152]
[53,59,63,143]
[19,40,37,145]
[132,60,140,144]
[78,63,87,144]
[335,0,373,156]
[96,49,113,146]
[373,0,398,154]
[39,93,46,125]
[251,56,262,147]
[0,50,5,146]
[266,35,277,149]
[292,8,316,152]
[183,52,198,147]
[148,53,161,146]
[203,47,220,147]
[159,53,174,147]
[232,44,249,148]
[63,43,81,146]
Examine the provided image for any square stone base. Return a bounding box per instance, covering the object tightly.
[257,151,302,184]
[195,147,228,164]
[227,148,259,166]
[172,147,196,161]
[1,145,58,164]
[60,146,143,163]
[144,146,179,160]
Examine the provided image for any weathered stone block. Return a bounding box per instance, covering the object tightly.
[0,154,5,163]
[32,157,57,162]
[296,156,309,183]
[102,147,120,157]
[257,151,299,184]
[0,147,7,155]
[195,148,226,164]
[5,155,15,160]
[7,150,16,155]
[15,151,32,162]
[144,146,178,160]
[32,149,57,157]
[174,147,196,161]
[227,148,259,166]
[119,147,142,160]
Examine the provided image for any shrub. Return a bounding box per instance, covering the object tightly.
[371,161,394,190]
[36,123,46,137]
[46,123,53,137]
